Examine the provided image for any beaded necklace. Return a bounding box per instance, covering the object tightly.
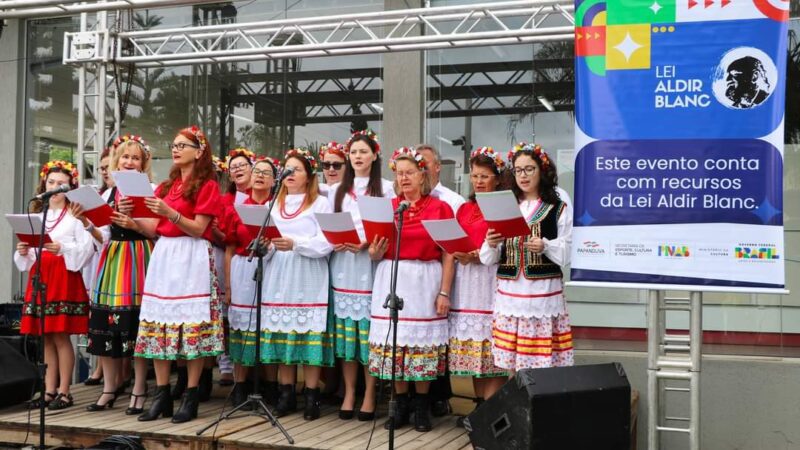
[280,194,306,219]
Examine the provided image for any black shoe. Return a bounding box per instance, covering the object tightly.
[413,394,432,432]
[138,384,173,421]
[303,387,321,421]
[171,367,187,401]
[84,376,102,386]
[29,391,57,409]
[126,391,148,415]
[262,381,279,406]
[199,368,213,402]
[339,409,354,420]
[431,399,450,417]
[357,410,375,422]
[171,387,200,424]
[86,391,118,411]
[273,384,297,418]
[383,393,410,430]
[48,393,74,411]
[230,383,251,411]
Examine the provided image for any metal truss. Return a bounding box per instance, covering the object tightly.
[61,0,574,67]
[0,0,219,19]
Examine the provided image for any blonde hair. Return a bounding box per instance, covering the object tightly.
[392,154,432,197]
[276,155,320,212]
[111,140,153,181]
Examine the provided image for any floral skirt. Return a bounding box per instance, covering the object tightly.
[491,312,574,371]
[21,252,89,336]
[133,242,224,360]
[88,239,152,358]
[334,316,370,365]
[367,343,447,382]
[448,338,507,378]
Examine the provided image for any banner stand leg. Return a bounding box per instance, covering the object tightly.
[646,289,702,450]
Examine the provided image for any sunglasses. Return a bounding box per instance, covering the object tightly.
[322,162,345,170]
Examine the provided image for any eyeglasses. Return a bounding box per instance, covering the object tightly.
[322,162,344,171]
[395,170,418,179]
[252,168,274,177]
[171,142,199,151]
[470,173,495,182]
[100,165,109,173]
[229,163,251,172]
[513,165,537,176]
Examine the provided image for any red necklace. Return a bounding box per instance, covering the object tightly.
[45,208,68,232]
[280,194,306,219]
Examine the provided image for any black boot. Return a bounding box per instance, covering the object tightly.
[262,381,279,406]
[171,367,187,401]
[413,393,432,432]
[171,387,199,424]
[138,384,173,422]
[303,387,321,421]
[199,368,213,402]
[273,384,296,418]
[383,393,410,430]
[230,383,251,411]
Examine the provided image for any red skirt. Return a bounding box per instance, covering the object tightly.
[21,251,89,335]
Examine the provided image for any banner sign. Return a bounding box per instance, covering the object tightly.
[571,0,788,289]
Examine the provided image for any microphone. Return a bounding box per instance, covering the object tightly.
[278,167,296,179]
[35,184,71,200]
[395,200,411,215]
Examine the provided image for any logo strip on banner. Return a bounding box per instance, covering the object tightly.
[571,0,788,289]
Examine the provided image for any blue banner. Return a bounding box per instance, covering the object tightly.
[571,0,788,289]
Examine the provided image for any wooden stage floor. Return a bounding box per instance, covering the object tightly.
[0,382,472,450]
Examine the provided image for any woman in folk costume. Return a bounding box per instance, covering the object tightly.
[75,136,158,414]
[319,141,346,197]
[481,143,574,372]
[367,147,455,433]
[82,146,113,387]
[134,126,224,424]
[15,161,94,410]
[260,148,333,421]
[448,148,508,424]
[328,130,394,421]
[225,157,279,407]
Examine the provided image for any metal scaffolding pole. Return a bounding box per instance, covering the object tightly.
[0,0,221,19]
[647,290,703,450]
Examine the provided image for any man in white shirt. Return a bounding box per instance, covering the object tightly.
[416,144,466,215]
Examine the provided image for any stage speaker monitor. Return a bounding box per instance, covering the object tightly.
[0,338,38,408]
[466,362,631,450]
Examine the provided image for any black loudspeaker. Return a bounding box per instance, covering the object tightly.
[0,338,38,408]
[466,363,631,450]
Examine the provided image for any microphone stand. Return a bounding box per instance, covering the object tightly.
[382,205,406,450]
[197,174,294,445]
[31,197,50,450]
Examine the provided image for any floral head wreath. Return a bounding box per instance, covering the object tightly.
[284,148,318,174]
[470,146,505,171]
[345,129,381,155]
[225,147,255,166]
[319,141,345,160]
[187,125,208,152]
[389,146,426,172]
[113,134,151,157]
[212,155,228,173]
[40,160,79,182]
[254,155,281,173]
[507,142,550,170]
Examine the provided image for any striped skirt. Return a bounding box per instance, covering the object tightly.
[88,238,153,357]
